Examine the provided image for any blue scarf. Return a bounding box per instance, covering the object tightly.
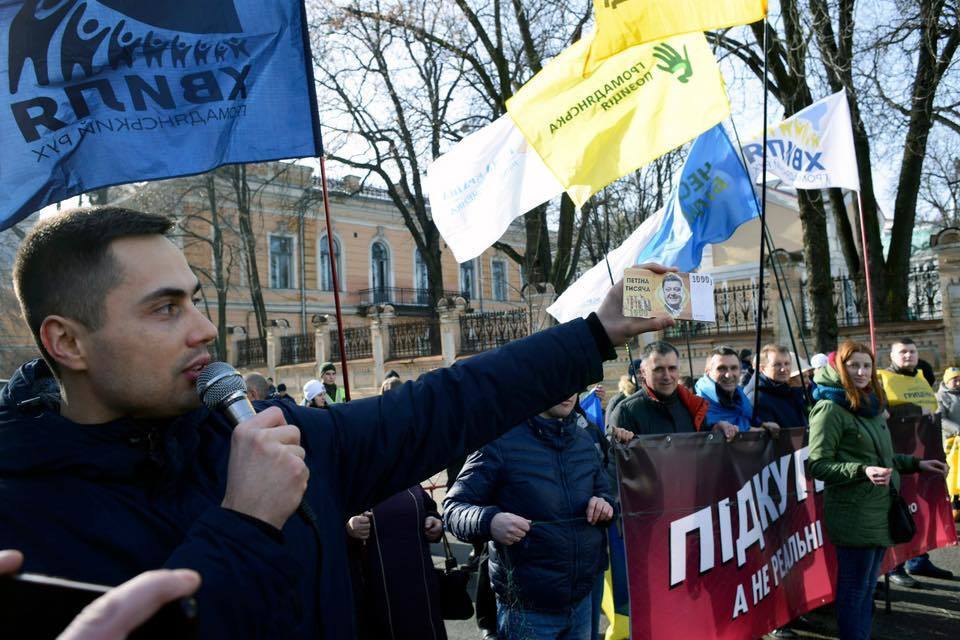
[812,383,883,417]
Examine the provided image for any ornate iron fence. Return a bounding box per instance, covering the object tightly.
[459,310,530,354]
[236,337,266,368]
[358,287,469,307]
[330,326,373,361]
[278,333,315,366]
[800,264,941,328]
[388,320,441,359]
[663,282,771,339]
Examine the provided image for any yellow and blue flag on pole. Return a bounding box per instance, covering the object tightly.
[506,31,729,208]
[585,0,767,73]
[634,123,760,270]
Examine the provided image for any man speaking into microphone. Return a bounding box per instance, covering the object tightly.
[0,207,673,639]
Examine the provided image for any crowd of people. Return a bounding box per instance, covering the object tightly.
[0,205,954,640]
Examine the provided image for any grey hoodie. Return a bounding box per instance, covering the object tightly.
[936,382,960,440]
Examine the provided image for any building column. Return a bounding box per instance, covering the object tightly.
[438,296,468,367]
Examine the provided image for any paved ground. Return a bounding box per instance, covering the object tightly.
[433,538,960,640]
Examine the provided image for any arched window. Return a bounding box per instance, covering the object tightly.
[319,234,342,291]
[371,241,391,301]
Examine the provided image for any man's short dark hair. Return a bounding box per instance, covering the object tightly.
[13,207,173,373]
[642,341,679,360]
[892,338,916,348]
[715,346,740,359]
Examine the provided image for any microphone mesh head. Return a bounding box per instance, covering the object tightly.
[196,361,246,410]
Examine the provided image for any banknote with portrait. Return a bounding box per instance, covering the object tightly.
[622,268,715,322]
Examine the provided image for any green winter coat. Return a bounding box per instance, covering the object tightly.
[807,367,919,548]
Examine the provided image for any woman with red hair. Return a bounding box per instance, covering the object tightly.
[808,341,947,640]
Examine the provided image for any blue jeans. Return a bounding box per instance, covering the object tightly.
[835,546,886,640]
[497,593,593,640]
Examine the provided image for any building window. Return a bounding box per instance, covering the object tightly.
[414,248,430,305]
[371,240,390,294]
[460,259,477,299]
[269,235,294,289]
[319,234,342,291]
[492,259,507,301]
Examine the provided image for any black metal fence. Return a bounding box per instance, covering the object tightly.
[236,337,266,368]
[664,282,772,339]
[800,265,941,328]
[330,326,373,361]
[388,319,441,359]
[459,310,530,354]
[278,333,315,366]
[358,287,469,307]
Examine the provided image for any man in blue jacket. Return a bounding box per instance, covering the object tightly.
[0,206,671,639]
[443,394,615,640]
[695,345,780,435]
[746,344,809,429]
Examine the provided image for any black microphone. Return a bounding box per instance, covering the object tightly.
[195,362,255,425]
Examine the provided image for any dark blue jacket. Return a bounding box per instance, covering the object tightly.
[443,413,612,612]
[753,373,809,428]
[0,318,611,639]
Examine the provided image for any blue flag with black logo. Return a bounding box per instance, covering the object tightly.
[0,0,322,230]
[635,123,760,270]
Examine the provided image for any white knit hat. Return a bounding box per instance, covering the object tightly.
[810,353,829,369]
[303,379,323,403]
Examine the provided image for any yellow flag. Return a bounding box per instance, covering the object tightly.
[586,0,767,73]
[507,32,730,207]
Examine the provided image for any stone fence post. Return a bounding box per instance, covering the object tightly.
[266,328,279,380]
[526,283,557,333]
[770,252,807,358]
[369,305,395,389]
[313,315,330,377]
[438,296,468,367]
[932,228,960,359]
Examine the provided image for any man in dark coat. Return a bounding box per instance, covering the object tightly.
[747,344,809,429]
[443,394,615,639]
[0,206,672,639]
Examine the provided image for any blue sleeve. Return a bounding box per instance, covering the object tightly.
[296,318,606,516]
[442,444,504,544]
[164,507,303,639]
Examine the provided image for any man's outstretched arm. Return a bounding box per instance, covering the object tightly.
[320,274,675,515]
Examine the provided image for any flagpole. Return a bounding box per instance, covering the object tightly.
[602,202,638,387]
[856,190,878,354]
[727,117,814,406]
[318,154,351,402]
[752,20,770,422]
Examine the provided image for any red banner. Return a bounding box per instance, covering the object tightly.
[618,416,956,640]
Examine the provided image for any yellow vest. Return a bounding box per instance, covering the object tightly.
[878,369,938,413]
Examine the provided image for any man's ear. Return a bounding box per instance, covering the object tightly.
[39,315,90,373]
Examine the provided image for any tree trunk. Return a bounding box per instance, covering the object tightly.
[206,175,228,360]
[233,165,269,346]
[799,190,839,353]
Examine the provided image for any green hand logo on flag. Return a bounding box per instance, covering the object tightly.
[653,43,692,83]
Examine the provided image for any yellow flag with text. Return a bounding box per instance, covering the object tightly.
[507,32,730,207]
[586,0,766,73]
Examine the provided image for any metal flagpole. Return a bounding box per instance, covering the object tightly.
[752,21,770,422]
[856,190,878,354]
[318,155,351,401]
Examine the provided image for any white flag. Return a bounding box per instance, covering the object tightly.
[426,114,564,263]
[743,90,860,192]
[547,207,668,323]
